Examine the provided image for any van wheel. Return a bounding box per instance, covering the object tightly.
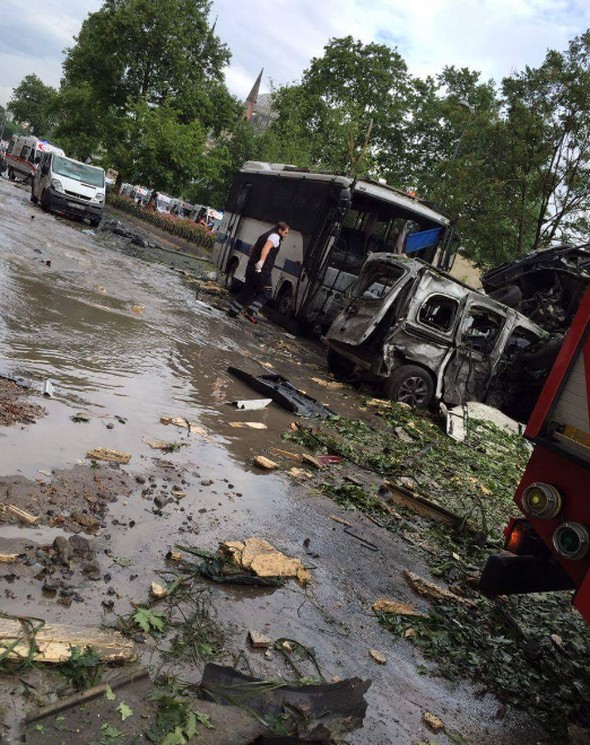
[89,217,101,228]
[384,364,434,408]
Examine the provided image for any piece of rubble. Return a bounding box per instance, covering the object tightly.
[301,453,324,469]
[150,582,167,599]
[372,598,421,616]
[71,512,101,531]
[0,553,18,563]
[369,649,387,664]
[329,515,352,527]
[160,416,207,435]
[404,570,475,606]
[287,467,313,480]
[0,618,136,664]
[269,447,302,461]
[252,455,278,470]
[142,436,179,450]
[222,537,311,584]
[229,422,268,430]
[166,550,182,562]
[1,504,39,525]
[423,711,445,733]
[233,399,272,410]
[248,630,271,649]
[171,487,186,499]
[310,377,345,390]
[86,447,131,464]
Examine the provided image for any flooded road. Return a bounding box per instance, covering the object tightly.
[0,178,549,744]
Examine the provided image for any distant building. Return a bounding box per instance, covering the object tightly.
[244,69,274,131]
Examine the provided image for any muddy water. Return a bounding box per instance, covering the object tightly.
[0,179,550,745]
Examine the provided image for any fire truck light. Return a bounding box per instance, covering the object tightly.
[505,521,527,553]
[521,483,562,519]
[553,522,590,561]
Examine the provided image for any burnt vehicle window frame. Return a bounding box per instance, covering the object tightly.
[460,305,505,355]
[353,264,407,302]
[417,293,459,334]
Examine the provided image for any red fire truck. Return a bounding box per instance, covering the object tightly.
[481,287,590,624]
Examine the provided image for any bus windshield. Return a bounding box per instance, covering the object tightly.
[52,156,104,187]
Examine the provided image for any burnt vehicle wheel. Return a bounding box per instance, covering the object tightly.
[385,364,434,408]
[8,168,15,180]
[30,188,38,204]
[326,348,356,378]
[489,284,522,308]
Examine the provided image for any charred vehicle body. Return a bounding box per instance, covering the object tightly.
[481,243,590,333]
[324,254,559,420]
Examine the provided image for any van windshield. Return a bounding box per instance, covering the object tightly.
[52,156,104,187]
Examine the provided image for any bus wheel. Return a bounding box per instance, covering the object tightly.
[384,364,434,408]
[225,260,241,293]
[8,168,15,181]
[276,284,293,321]
[30,187,38,204]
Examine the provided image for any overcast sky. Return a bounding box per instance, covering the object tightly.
[1,0,590,109]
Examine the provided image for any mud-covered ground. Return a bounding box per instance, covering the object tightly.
[0,176,554,745]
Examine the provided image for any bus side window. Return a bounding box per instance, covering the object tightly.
[20,146,31,161]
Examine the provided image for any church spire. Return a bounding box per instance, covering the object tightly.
[244,68,263,120]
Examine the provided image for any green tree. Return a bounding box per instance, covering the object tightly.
[7,74,57,136]
[260,36,412,176]
[56,0,241,188]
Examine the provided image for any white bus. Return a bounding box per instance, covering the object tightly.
[213,162,457,330]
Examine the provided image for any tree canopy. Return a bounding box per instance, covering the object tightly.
[9,10,590,268]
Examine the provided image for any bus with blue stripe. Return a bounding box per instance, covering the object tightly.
[213,162,457,331]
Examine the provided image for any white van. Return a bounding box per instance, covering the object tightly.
[5,135,65,184]
[31,151,105,226]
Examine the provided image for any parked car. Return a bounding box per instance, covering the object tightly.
[481,243,590,332]
[324,254,559,420]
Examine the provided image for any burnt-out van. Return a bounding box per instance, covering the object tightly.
[324,254,559,420]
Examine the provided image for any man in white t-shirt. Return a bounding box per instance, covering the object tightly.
[227,221,289,323]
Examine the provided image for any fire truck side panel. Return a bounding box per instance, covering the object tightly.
[515,445,590,590]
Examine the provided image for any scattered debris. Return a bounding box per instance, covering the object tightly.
[222,538,311,584]
[229,421,268,430]
[1,504,38,525]
[142,436,183,451]
[71,412,91,423]
[381,480,463,527]
[252,455,278,470]
[232,398,272,410]
[343,526,378,551]
[423,711,445,733]
[150,582,167,599]
[86,447,131,464]
[0,616,136,664]
[248,630,271,649]
[301,453,324,469]
[372,598,421,616]
[441,400,525,443]
[228,366,335,418]
[160,415,207,435]
[269,447,303,461]
[288,467,313,480]
[200,663,371,740]
[404,570,475,607]
[43,379,55,398]
[369,649,387,664]
[0,553,18,563]
[329,515,352,527]
[311,376,345,390]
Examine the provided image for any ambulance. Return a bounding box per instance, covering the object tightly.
[4,135,64,184]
